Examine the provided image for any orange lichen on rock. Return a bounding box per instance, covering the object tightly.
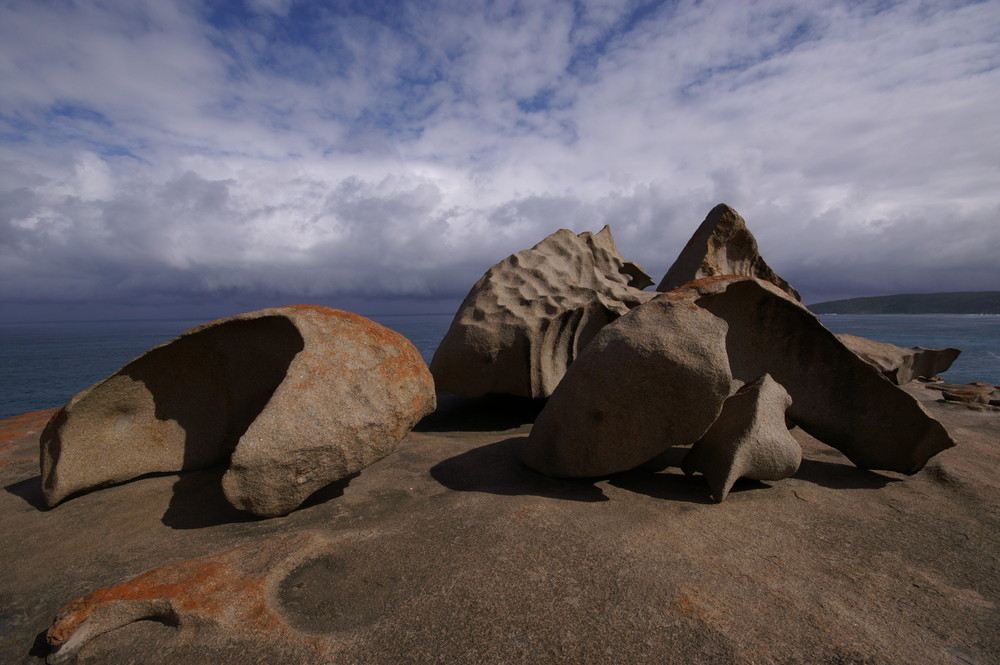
[46,534,326,664]
[0,408,58,447]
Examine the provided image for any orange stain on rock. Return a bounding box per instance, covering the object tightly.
[0,408,58,447]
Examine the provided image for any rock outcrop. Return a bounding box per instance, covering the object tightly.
[520,276,954,479]
[430,226,654,399]
[837,334,960,384]
[681,374,802,502]
[40,306,436,517]
[657,204,800,300]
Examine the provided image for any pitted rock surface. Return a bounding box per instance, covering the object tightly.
[40,305,436,517]
[657,203,800,300]
[430,226,654,399]
[521,276,954,478]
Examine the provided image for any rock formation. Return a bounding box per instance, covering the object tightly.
[657,204,800,300]
[45,533,329,665]
[520,276,954,479]
[430,226,655,399]
[837,334,960,384]
[40,305,436,517]
[681,374,802,502]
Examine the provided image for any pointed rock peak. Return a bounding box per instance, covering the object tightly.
[657,204,800,301]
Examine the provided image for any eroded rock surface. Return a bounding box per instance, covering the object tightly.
[521,276,954,478]
[838,334,960,384]
[430,226,654,398]
[40,306,436,517]
[682,374,802,502]
[45,533,328,665]
[657,204,800,300]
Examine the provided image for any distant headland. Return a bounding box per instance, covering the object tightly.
[809,291,1000,315]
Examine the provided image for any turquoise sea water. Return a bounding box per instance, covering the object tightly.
[0,312,997,421]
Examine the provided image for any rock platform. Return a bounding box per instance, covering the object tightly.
[1,383,998,664]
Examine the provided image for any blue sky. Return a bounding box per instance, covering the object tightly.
[1,0,998,320]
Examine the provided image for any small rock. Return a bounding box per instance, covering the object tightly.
[682,375,802,502]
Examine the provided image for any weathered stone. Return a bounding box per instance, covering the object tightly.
[837,334,960,384]
[681,374,802,502]
[45,533,329,664]
[657,204,800,300]
[520,276,954,478]
[40,305,436,517]
[430,226,654,398]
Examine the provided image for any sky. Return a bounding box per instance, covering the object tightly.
[1,0,998,321]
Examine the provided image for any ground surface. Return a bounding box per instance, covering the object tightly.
[1,384,998,665]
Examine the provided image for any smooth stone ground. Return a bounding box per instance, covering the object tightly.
[0,385,998,665]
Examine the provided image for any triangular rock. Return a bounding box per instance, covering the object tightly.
[657,204,800,300]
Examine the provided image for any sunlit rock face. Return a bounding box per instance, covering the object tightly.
[656,203,800,300]
[40,305,435,517]
[430,225,655,399]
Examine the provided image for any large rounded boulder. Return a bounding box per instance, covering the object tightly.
[40,305,436,517]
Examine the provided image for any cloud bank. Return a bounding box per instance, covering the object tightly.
[1,0,998,320]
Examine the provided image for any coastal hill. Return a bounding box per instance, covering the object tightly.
[809,291,1000,314]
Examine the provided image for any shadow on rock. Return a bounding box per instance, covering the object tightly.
[415,393,547,433]
[162,467,260,530]
[430,437,608,502]
[606,447,718,504]
[4,475,48,510]
[162,467,358,529]
[794,458,901,490]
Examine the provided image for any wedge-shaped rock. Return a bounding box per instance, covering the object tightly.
[681,374,802,502]
[657,204,800,300]
[837,334,960,384]
[520,276,954,479]
[40,306,435,517]
[430,226,654,398]
[45,533,329,664]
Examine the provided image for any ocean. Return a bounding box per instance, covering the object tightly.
[0,312,997,421]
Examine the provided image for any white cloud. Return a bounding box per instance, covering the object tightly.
[0,0,998,318]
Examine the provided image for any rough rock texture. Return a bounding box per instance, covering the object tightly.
[682,374,802,502]
[0,384,997,665]
[838,333,961,384]
[430,226,655,399]
[520,276,954,478]
[657,204,800,300]
[40,305,436,517]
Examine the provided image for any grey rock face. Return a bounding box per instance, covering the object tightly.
[837,334,960,384]
[657,204,800,300]
[40,306,436,517]
[681,374,802,502]
[430,226,654,399]
[520,276,954,479]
